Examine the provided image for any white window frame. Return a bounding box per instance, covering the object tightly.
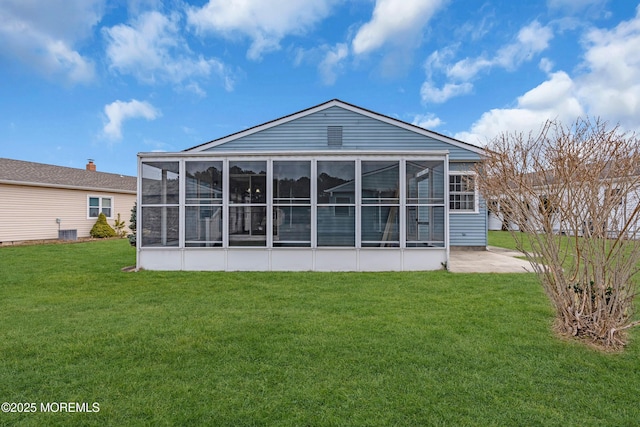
[272,159,312,248]
[139,160,182,247]
[227,158,269,248]
[184,159,224,248]
[448,172,478,214]
[87,195,114,219]
[316,158,357,247]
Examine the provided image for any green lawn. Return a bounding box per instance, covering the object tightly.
[488,230,531,252]
[1,240,639,426]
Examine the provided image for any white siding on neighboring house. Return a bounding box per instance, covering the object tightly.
[0,183,136,243]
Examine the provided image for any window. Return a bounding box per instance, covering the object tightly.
[317,161,355,246]
[449,174,476,212]
[88,196,113,218]
[406,160,445,247]
[361,161,399,247]
[273,161,311,247]
[141,161,180,247]
[185,161,223,247]
[229,161,267,246]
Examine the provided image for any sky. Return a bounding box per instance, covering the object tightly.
[1,0,639,177]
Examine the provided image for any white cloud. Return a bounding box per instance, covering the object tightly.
[448,21,553,80]
[539,57,554,73]
[103,99,161,140]
[455,13,494,42]
[547,0,608,14]
[421,81,473,103]
[0,0,101,84]
[104,11,235,92]
[455,71,583,145]
[576,6,640,126]
[446,57,493,82]
[422,20,553,105]
[187,0,336,60]
[423,47,457,80]
[412,113,443,129]
[455,6,640,145]
[352,0,445,55]
[318,43,349,85]
[293,42,349,85]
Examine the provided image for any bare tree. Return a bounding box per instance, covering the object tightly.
[477,118,640,349]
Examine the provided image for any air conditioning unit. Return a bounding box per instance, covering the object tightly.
[58,229,78,241]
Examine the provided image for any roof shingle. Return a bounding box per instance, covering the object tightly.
[0,158,136,193]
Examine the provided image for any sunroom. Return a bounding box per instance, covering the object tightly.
[138,153,448,271]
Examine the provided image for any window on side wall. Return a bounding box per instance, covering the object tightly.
[88,196,113,218]
[449,174,477,212]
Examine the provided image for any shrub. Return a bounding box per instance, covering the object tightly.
[477,118,640,350]
[113,213,126,238]
[90,213,117,238]
[128,202,137,246]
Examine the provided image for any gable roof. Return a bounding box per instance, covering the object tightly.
[0,158,137,193]
[185,99,485,156]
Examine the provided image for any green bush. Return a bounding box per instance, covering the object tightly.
[128,202,137,246]
[113,213,126,238]
[90,213,117,238]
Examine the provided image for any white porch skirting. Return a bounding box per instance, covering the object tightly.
[137,248,447,272]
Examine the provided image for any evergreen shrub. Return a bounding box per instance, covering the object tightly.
[90,213,117,238]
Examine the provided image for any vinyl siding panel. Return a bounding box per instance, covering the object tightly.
[449,162,486,247]
[204,106,481,161]
[450,199,487,247]
[0,183,136,243]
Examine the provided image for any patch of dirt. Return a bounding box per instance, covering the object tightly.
[0,237,124,247]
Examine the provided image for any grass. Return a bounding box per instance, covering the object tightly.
[488,230,533,252]
[488,230,520,251]
[1,240,639,425]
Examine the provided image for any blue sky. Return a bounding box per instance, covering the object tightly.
[1,0,639,177]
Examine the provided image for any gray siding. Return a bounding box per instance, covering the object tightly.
[450,198,487,247]
[449,161,486,247]
[204,106,481,161]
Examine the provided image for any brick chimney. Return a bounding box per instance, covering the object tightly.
[86,159,96,171]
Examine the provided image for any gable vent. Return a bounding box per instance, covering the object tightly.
[327,126,343,147]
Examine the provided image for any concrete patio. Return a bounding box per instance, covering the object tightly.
[448,246,536,273]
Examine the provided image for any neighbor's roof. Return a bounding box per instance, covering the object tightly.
[185,99,486,155]
[0,158,137,193]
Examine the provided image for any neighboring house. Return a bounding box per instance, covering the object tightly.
[487,170,640,237]
[0,158,136,244]
[136,99,486,271]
